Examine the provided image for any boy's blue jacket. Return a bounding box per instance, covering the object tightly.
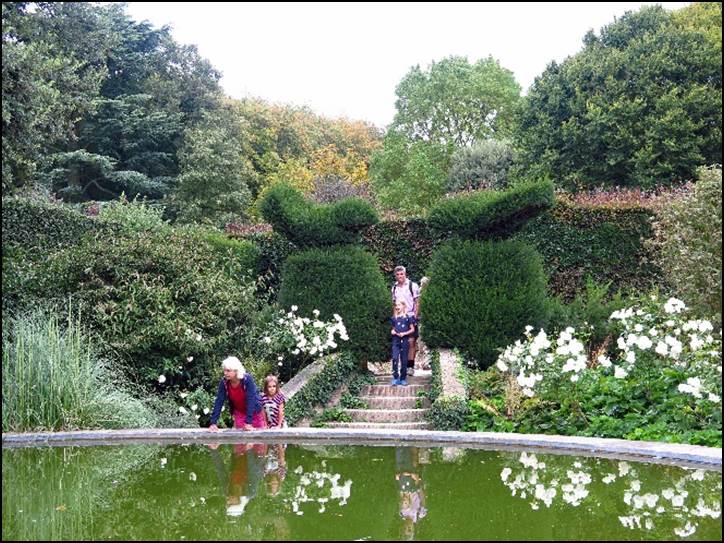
[210,374,262,425]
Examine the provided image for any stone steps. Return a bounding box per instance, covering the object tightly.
[361,384,430,397]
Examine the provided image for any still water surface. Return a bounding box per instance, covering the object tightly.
[2,443,721,540]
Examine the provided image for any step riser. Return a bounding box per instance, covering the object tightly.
[359,397,431,409]
[324,422,432,430]
[345,409,429,423]
[362,385,430,397]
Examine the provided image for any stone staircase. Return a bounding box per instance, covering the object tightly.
[325,372,434,430]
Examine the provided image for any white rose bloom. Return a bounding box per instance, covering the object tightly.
[179,406,188,414]
[636,336,653,350]
[708,393,720,403]
[496,360,509,372]
[655,341,669,356]
[598,355,612,368]
[158,375,166,384]
[625,351,636,364]
[291,305,298,312]
[614,366,629,379]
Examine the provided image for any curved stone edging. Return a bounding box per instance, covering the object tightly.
[2,428,721,469]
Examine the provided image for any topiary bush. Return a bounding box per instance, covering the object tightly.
[422,240,550,369]
[2,197,100,253]
[278,245,390,364]
[427,179,554,238]
[259,182,378,247]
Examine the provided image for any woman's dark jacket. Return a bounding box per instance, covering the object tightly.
[210,374,263,425]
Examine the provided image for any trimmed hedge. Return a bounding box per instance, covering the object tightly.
[426,179,554,238]
[362,201,660,301]
[259,182,378,247]
[513,200,661,301]
[362,218,446,281]
[422,240,550,369]
[2,197,100,253]
[279,245,390,363]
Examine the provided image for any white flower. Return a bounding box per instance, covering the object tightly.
[291,305,298,312]
[597,355,612,368]
[636,335,652,350]
[180,392,188,399]
[614,366,628,379]
[496,360,509,372]
[187,356,194,362]
[203,408,210,415]
[179,406,188,414]
[292,349,300,355]
[664,297,686,314]
[312,309,320,316]
[158,375,166,384]
[708,393,720,403]
[655,341,668,356]
[625,351,636,364]
[191,404,198,411]
[195,333,202,342]
[189,472,197,482]
[263,336,272,344]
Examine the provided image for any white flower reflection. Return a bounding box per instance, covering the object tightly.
[499,453,721,538]
[287,466,353,515]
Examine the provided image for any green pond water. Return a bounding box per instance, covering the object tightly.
[2,443,721,541]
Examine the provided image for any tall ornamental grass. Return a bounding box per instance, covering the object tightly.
[2,308,158,432]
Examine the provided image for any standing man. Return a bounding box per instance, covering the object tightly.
[391,266,421,375]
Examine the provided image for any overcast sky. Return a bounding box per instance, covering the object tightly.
[125,2,690,128]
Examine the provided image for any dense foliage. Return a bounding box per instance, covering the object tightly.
[278,246,390,363]
[422,240,550,368]
[647,165,722,324]
[515,5,722,190]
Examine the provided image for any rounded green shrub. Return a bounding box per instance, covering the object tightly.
[422,240,550,368]
[279,246,389,363]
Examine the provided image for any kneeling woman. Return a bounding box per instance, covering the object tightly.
[209,356,267,431]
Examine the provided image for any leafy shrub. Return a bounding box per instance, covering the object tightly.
[312,175,371,204]
[202,230,261,277]
[279,246,389,363]
[447,139,516,193]
[259,182,378,247]
[427,179,554,238]
[488,295,722,445]
[647,165,722,324]
[252,306,350,382]
[422,240,550,368]
[23,229,258,393]
[97,194,170,235]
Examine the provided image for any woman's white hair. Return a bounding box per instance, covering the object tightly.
[221,356,246,378]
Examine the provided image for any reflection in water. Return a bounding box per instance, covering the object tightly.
[499,452,722,539]
[396,447,428,540]
[2,444,721,541]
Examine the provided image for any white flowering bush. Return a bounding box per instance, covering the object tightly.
[486,296,722,444]
[259,306,349,380]
[608,296,721,404]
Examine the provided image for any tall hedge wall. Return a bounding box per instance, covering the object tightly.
[361,201,660,300]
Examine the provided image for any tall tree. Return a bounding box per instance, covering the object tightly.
[2,2,113,191]
[391,55,521,147]
[515,5,722,190]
